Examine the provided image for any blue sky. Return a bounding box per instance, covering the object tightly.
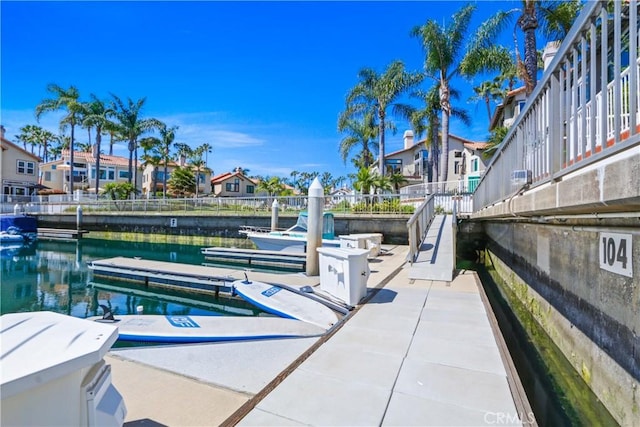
[1,1,518,182]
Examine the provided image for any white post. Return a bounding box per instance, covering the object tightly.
[306,177,324,276]
[271,199,279,231]
[76,205,83,231]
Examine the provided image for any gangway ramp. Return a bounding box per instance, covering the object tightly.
[408,214,455,282]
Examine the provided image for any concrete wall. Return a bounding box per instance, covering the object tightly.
[35,213,410,244]
[481,220,639,426]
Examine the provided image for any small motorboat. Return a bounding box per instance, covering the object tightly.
[0,227,24,245]
[239,212,341,253]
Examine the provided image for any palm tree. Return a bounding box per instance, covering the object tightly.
[36,84,82,195]
[110,95,160,191]
[351,167,375,196]
[340,60,423,175]
[173,142,192,166]
[200,142,213,168]
[319,171,335,195]
[412,4,508,184]
[81,95,113,195]
[411,85,470,184]
[489,0,583,94]
[470,78,506,123]
[389,172,408,193]
[139,136,163,198]
[338,111,378,168]
[257,176,285,197]
[372,173,392,195]
[189,145,209,198]
[157,125,178,198]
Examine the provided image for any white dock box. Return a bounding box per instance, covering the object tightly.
[339,233,383,257]
[317,247,370,306]
[1,311,126,427]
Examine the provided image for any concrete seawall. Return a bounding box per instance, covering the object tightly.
[34,213,410,244]
[482,220,639,426]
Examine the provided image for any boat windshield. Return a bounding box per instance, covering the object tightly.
[290,212,335,239]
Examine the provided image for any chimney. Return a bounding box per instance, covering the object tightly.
[403,130,414,149]
[543,40,561,71]
[0,125,5,139]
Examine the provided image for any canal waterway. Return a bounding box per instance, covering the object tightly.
[0,237,269,320]
[475,260,619,426]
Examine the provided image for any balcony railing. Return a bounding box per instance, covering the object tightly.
[474,0,640,211]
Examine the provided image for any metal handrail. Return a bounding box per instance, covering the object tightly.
[406,195,435,264]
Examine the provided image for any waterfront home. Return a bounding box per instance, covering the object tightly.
[489,87,528,132]
[39,150,135,194]
[141,159,212,197]
[211,168,256,197]
[1,126,42,197]
[383,130,488,193]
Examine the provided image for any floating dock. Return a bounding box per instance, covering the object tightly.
[37,228,89,241]
[201,247,306,271]
[88,257,321,298]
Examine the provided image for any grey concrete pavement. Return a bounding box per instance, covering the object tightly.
[108,244,527,426]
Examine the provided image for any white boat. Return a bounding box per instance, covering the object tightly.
[0,229,24,245]
[239,212,341,253]
[89,313,326,343]
[232,277,339,329]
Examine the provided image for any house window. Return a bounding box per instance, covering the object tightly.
[453,151,462,158]
[44,171,52,181]
[518,101,526,114]
[119,170,129,179]
[471,158,479,173]
[247,185,254,194]
[454,161,461,175]
[384,159,402,175]
[17,160,35,175]
[226,179,240,192]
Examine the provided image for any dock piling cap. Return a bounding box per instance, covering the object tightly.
[308,177,323,197]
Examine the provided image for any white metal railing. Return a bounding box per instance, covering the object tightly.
[406,195,435,263]
[5,193,427,216]
[474,0,640,211]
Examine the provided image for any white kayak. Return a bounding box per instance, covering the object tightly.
[232,278,339,329]
[88,314,326,343]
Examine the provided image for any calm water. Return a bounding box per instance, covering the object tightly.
[0,238,270,319]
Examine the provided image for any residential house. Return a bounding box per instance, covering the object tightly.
[39,149,137,194]
[211,168,256,197]
[383,130,489,192]
[1,126,41,197]
[489,87,528,132]
[141,159,212,197]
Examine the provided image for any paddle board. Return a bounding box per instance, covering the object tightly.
[232,278,339,329]
[88,315,326,343]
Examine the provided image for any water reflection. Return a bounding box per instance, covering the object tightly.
[0,238,261,319]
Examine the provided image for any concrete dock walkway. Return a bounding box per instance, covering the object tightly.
[107,245,530,426]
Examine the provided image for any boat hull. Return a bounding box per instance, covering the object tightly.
[247,232,341,253]
[88,315,326,343]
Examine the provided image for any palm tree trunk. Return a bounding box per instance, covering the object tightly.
[69,123,75,197]
[440,80,451,187]
[485,96,492,122]
[163,163,168,199]
[128,139,134,185]
[134,145,139,197]
[153,166,158,198]
[524,27,538,92]
[95,128,102,197]
[378,111,386,175]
